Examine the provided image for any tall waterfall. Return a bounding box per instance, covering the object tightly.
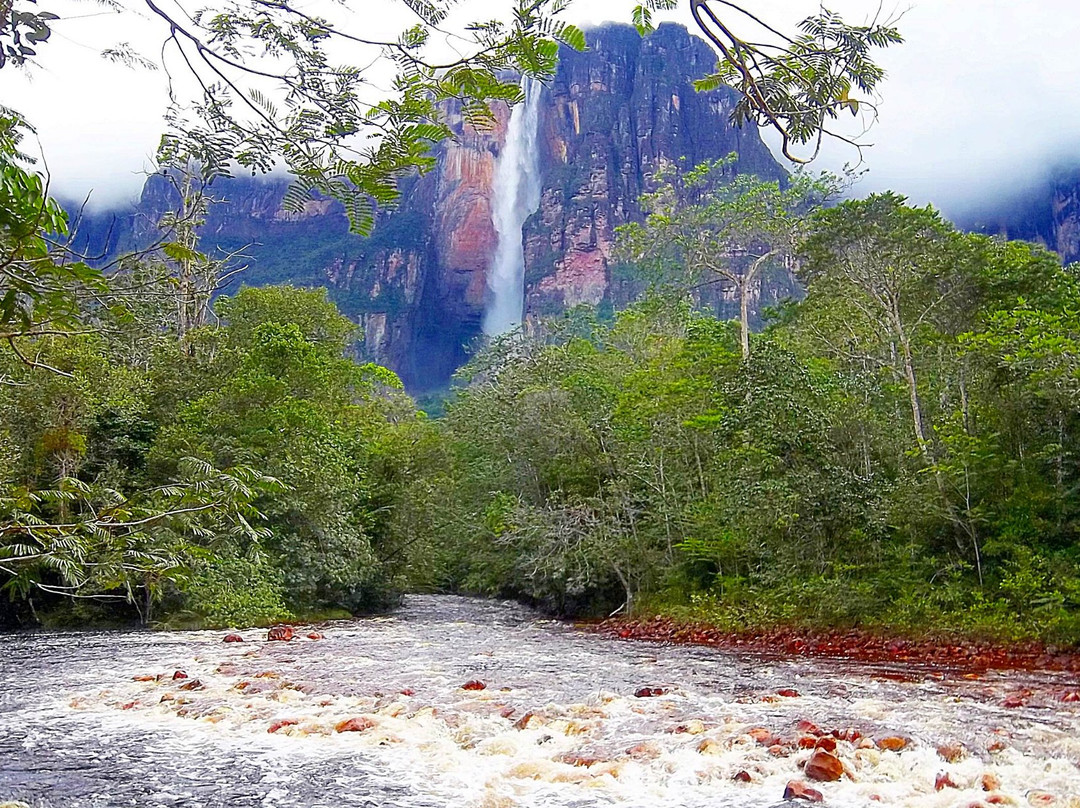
[482,77,543,337]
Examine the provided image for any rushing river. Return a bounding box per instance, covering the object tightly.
[2,595,1079,807]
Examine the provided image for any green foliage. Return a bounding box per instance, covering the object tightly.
[690,2,902,162]
[0,115,107,339]
[396,184,1080,643]
[181,550,291,628]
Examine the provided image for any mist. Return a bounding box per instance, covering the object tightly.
[7,0,1080,218]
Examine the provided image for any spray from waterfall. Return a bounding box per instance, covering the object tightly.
[483,77,543,337]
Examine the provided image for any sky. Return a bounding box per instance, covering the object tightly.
[6,0,1080,217]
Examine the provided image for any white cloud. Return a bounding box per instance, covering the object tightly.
[8,0,1080,217]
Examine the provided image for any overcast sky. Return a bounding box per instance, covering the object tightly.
[7,0,1080,217]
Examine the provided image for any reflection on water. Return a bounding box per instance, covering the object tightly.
[1,595,1079,807]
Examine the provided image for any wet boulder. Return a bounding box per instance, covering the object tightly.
[223,634,244,643]
[784,780,824,802]
[268,719,299,733]
[172,670,188,680]
[461,679,487,691]
[805,749,845,782]
[937,743,967,763]
[335,717,376,733]
[267,625,294,642]
[634,686,666,697]
[514,712,542,730]
[733,770,753,783]
[670,719,706,735]
[876,736,908,752]
[1027,791,1058,805]
[748,727,779,746]
[936,772,960,791]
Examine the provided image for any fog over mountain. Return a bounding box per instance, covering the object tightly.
[7,1,1080,218]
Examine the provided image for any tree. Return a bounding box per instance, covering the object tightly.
[799,194,974,460]
[616,157,835,358]
[688,1,902,163]
[0,114,107,369]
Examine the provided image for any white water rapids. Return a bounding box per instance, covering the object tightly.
[2,595,1079,807]
[482,78,543,337]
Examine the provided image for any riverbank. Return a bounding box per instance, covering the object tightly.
[588,614,1080,677]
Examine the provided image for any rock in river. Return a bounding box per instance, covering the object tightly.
[805,749,845,782]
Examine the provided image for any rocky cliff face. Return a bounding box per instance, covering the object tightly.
[957,168,1080,265]
[72,23,788,392]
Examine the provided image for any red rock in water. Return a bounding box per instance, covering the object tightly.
[797,736,819,749]
[805,750,845,782]
[223,634,244,643]
[335,717,376,733]
[877,736,908,752]
[513,712,537,730]
[634,686,665,697]
[399,689,415,697]
[777,688,800,698]
[267,625,294,642]
[986,795,1012,805]
[306,632,324,640]
[499,706,516,719]
[121,701,138,710]
[1002,693,1028,708]
[268,719,299,733]
[461,680,486,691]
[178,679,204,691]
[172,670,188,680]
[557,754,599,767]
[748,727,777,746]
[797,719,822,735]
[938,743,967,763]
[768,744,790,757]
[832,727,862,743]
[987,739,1008,753]
[981,773,1001,791]
[132,675,156,682]
[1027,791,1057,805]
[1060,690,1080,702]
[815,736,838,753]
[936,772,960,791]
[733,770,752,783]
[784,780,824,802]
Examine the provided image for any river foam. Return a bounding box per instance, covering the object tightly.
[2,596,1079,807]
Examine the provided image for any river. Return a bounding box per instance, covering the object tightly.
[1,595,1078,807]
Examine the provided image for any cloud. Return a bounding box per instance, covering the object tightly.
[9,0,1080,219]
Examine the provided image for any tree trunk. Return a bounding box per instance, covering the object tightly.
[739,279,750,359]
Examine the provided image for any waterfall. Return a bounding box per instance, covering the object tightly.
[482,77,543,337]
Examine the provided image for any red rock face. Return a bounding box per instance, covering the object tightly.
[432,101,507,311]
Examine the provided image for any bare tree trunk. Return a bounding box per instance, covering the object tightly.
[739,279,750,359]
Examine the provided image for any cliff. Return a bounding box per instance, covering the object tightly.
[956,167,1080,265]
[69,23,789,392]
